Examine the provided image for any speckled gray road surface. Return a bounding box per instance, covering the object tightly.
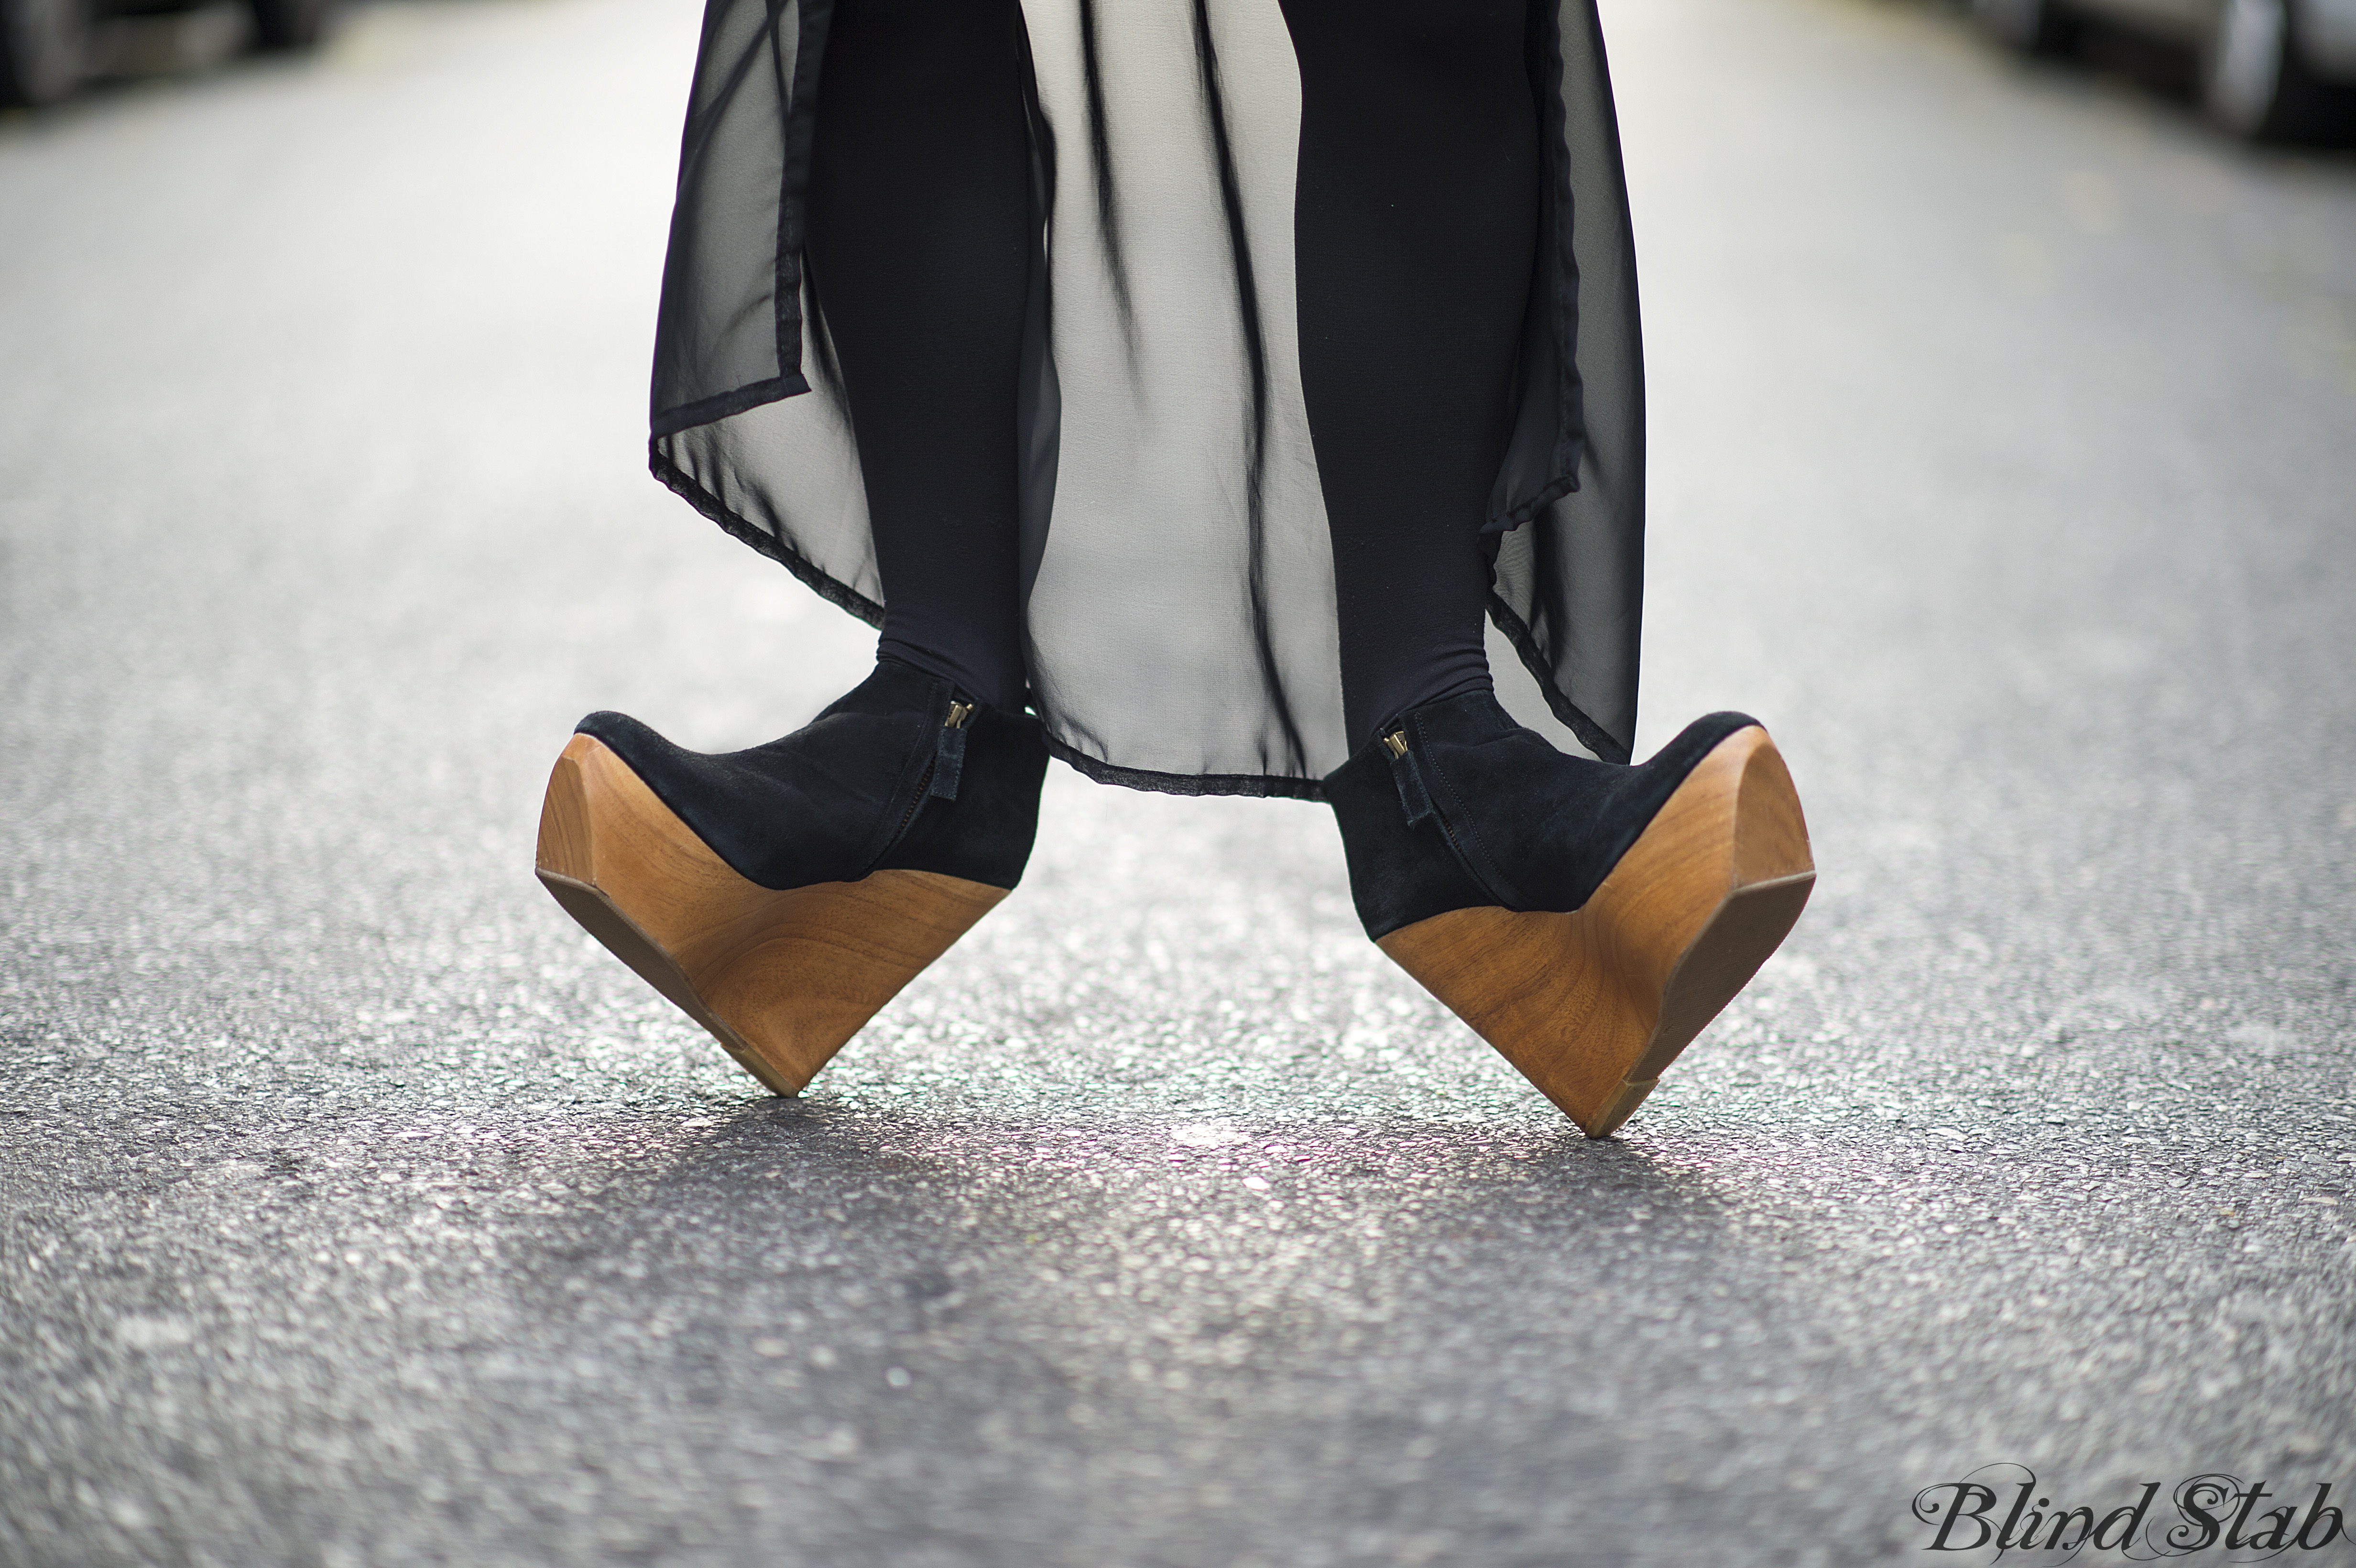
[3,1,2353,1564]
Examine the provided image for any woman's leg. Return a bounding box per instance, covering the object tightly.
[806,0,1034,712]
[1276,0,1538,752]
[1294,1,1813,1142]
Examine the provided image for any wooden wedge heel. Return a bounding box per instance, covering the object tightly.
[535,660,1050,1095]
[537,734,1008,1094]
[1324,691,1814,1137]
[1374,726,1812,1136]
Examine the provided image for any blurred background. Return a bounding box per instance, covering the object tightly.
[2,0,335,104]
[2,0,2351,1564]
[9,0,2356,139]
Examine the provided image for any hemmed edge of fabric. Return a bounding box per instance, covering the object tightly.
[650,414,1626,789]
[1486,591,1630,765]
[1044,734,1329,802]
[1482,455,1582,536]
[650,434,886,630]
[652,375,813,441]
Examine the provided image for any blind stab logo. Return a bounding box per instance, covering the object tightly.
[1911,1465,2347,1560]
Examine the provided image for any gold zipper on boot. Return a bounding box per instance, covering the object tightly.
[1382,726,1506,903]
[888,703,977,849]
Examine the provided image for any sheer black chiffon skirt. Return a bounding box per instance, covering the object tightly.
[647,0,1646,797]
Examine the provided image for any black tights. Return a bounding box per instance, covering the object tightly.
[807,0,1537,748]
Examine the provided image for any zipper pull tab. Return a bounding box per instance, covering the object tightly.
[929,701,973,801]
[1384,729,1435,827]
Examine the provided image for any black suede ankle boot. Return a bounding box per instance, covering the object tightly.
[535,660,1050,1099]
[1322,689,1813,1139]
[573,657,1048,893]
[1322,690,1760,939]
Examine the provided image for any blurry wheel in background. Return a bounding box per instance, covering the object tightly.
[0,0,90,106]
[1975,0,2083,54]
[248,0,338,50]
[2202,0,2322,136]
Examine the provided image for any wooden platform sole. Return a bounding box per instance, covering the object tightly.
[534,734,1005,1096]
[1376,726,1814,1138]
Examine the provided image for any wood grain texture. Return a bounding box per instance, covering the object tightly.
[534,734,1005,1095]
[1377,726,1814,1138]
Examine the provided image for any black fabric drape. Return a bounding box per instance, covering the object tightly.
[649,0,1646,795]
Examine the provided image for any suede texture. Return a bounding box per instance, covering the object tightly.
[1324,690,1760,940]
[870,698,1047,886]
[574,659,1048,893]
[1322,742,1496,944]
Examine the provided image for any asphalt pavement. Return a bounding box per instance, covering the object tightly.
[3,0,2354,1563]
